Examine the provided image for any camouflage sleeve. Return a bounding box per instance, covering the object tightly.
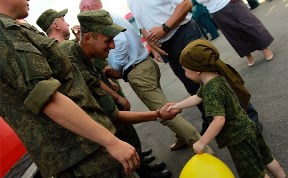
[24,77,61,114]
[110,107,119,121]
[196,83,203,98]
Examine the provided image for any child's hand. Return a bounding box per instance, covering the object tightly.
[159,103,181,120]
[193,141,206,154]
[167,102,177,111]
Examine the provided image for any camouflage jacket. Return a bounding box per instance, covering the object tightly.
[59,40,119,120]
[197,76,255,148]
[0,14,115,177]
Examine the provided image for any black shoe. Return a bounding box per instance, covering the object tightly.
[250,4,259,10]
[144,161,166,171]
[148,170,172,178]
[141,148,152,157]
[142,155,155,165]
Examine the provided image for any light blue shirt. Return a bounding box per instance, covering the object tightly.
[108,13,149,72]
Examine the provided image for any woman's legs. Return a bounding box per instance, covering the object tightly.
[263,48,274,61]
[247,53,255,67]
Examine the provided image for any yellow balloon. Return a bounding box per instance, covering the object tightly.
[180,153,235,178]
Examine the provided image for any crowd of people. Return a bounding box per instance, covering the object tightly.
[0,0,286,178]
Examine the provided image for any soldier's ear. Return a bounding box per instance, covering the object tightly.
[83,33,92,43]
[53,22,60,30]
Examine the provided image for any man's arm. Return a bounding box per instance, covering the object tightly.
[117,103,182,124]
[103,65,122,79]
[147,0,192,42]
[141,29,168,56]
[42,91,139,175]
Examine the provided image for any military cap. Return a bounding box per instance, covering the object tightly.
[36,9,68,32]
[77,10,126,38]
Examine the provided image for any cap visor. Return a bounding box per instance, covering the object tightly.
[103,24,126,38]
[56,9,68,18]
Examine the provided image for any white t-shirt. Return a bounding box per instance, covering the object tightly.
[127,0,192,43]
[196,0,230,13]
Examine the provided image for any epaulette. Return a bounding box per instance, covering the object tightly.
[0,17,20,30]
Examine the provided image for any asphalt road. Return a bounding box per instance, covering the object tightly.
[119,1,288,177]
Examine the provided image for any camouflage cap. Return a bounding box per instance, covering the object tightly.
[36,9,68,32]
[77,10,126,38]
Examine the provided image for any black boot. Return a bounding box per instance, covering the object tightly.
[137,165,171,178]
[146,170,172,178]
[144,161,166,171]
[142,155,155,165]
[247,0,259,10]
[141,148,152,157]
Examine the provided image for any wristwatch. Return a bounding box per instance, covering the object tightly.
[162,23,171,33]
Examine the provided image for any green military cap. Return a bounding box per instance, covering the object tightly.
[77,10,126,38]
[36,9,68,32]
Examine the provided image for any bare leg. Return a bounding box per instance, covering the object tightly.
[266,159,286,178]
[247,53,255,67]
[263,48,273,61]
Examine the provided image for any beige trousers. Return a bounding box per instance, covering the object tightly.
[127,57,213,154]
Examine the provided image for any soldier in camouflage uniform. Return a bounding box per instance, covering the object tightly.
[35,8,70,41]
[36,8,171,178]
[43,9,170,178]
[36,8,131,112]
[0,1,180,177]
[168,39,286,178]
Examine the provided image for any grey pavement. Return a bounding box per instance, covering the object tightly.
[120,1,288,177]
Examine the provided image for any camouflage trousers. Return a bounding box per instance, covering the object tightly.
[55,146,135,178]
[54,124,140,178]
[227,126,273,178]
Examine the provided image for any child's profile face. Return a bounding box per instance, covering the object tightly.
[183,67,201,83]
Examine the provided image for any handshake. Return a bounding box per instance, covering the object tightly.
[156,102,181,120]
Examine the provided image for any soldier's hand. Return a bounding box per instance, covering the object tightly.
[71,25,80,41]
[166,102,177,111]
[103,65,122,79]
[159,103,182,120]
[116,96,131,111]
[105,138,140,175]
[108,79,119,91]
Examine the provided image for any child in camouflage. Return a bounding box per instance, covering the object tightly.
[168,39,286,178]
